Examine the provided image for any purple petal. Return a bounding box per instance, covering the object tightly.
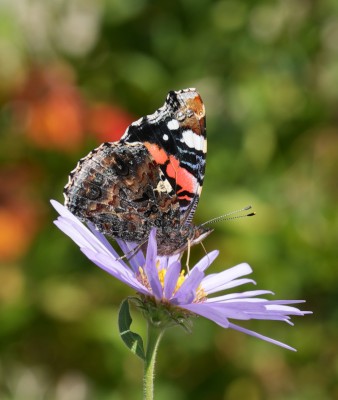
[220,299,309,318]
[206,290,274,303]
[164,261,181,299]
[116,239,145,273]
[210,303,291,322]
[81,248,149,295]
[52,201,114,257]
[183,303,230,328]
[171,268,204,305]
[54,217,111,256]
[190,250,219,273]
[88,220,145,274]
[263,303,311,316]
[202,263,253,294]
[86,223,134,273]
[199,299,308,323]
[208,278,256,292]
[51,200,83,226]
[158,254,180,269]
[188,302,253,320]
[228,322,296,351]
[144,229,162,299]
[87,222,120,258]
[52,200,151,296]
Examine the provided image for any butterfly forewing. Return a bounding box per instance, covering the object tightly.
[121,88,206,223]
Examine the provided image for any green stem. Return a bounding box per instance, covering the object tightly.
[143,322,164,400]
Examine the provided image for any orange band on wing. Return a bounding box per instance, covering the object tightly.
[177,194,193,202]
[144,142,168,164]
[166,155,196,196]
[144,142,197,198]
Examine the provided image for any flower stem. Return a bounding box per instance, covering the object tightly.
[143,321,164,400]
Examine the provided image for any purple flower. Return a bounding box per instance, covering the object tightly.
[51,200,310,351]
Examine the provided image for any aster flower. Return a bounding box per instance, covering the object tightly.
[51,199,311,400]
[51,200,309,352]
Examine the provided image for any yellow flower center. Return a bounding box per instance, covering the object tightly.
[138,260,206,302]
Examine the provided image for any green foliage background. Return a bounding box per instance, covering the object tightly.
[0,0,337,399]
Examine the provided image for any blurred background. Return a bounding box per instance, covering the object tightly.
[0,0,337,399]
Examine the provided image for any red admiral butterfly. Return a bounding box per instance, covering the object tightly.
[64,88,212,255]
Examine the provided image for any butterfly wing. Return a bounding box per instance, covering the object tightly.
[121,88,206,223]
[63,89,207,254]
[64,141,181,244]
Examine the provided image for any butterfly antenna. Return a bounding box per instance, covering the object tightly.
[200,205,256,227]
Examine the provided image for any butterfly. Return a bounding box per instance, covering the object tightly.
[64,88,212,255]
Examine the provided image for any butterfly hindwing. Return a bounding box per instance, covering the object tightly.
[64,141,181,243]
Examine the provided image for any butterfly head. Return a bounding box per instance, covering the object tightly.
[156,223,213,256]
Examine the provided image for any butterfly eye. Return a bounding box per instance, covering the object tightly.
[113,157,129,176]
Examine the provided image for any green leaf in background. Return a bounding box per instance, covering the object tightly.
[118,297,145,360]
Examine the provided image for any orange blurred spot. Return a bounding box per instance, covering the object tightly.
[0,166,43,262]
[0,205,40,262]
[13,65,136,150]
[26,93,85,151]
[88,103,134,143]
[14,65,86,152]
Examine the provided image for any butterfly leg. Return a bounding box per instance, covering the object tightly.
[117,241,145,263]
[185,239,191,274]
[200,241,211,268]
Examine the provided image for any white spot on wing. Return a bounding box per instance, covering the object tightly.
[156,171,173,194]
[181,130,206,152]
[167,119,180,130]
[163,134,169,141]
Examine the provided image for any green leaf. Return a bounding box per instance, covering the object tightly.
[118,298,145,360]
